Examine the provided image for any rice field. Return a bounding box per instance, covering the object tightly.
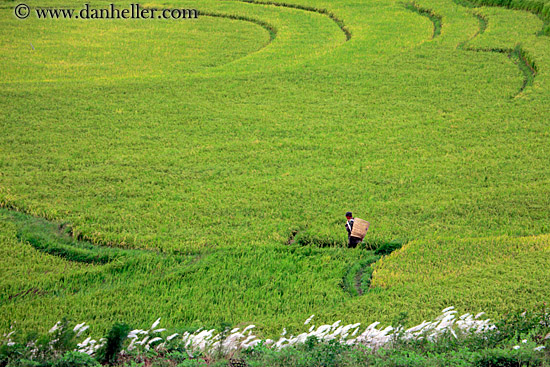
[1,0,549,338]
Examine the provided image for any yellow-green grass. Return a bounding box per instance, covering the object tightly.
[363,234,550,320]
[1,0,549,337]
[0,14,270,83]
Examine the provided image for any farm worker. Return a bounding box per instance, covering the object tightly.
[345,211,362,248]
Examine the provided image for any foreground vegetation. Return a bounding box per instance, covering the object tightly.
[1,307,549,366]
[1,0,549,340]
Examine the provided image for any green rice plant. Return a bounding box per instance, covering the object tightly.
[374,239,406,256]
[1,0,550,341]
[234,0,352,40]
[292,228,346,247]
[403,2,443,39]
[463,0,550,35]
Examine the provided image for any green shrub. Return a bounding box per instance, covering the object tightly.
[96,323,131,365]
[166,351,190,363]
[150,359,172,367]
[474,347,543,366]
[53,351,100,367]
[176,359,204,367]
[1,343,22,366]
[49,319,78,356]
[175,360,204,367]
[5,359,42,367]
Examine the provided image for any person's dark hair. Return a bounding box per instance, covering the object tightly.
[345,211,353,217]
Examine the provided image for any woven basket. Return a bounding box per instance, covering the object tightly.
[350,218,370,240]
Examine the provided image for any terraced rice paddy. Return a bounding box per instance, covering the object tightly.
[1,0,549,338]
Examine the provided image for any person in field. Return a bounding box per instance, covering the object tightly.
[345,211,362,248]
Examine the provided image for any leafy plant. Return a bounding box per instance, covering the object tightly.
[96,323,131,365]
[53,351,100,367]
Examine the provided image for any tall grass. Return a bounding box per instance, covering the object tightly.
[2,307,548,366]
[1,0,550,340]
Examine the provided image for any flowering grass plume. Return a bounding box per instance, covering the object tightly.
[5,306,547,361]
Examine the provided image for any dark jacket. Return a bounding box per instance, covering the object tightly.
[345,218,355,237]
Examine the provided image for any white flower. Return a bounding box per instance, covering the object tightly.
[522,339,527,343]
[77,337,92,348]
[128,329,147,338]
[150,318,161,330]
[513,345,520,350]
[146,337,163,349]
[49,321,61,333]
[60,306,509,356]
[76,325,89,337]
[366,321,381,330]
[73,323,86,332]
[242,338,261,349]
[406,321,430,333]
[166,333,179,341]
[534,346,546,352]
[315,324,332,336]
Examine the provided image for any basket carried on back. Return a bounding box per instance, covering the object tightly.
[350,218,370,240]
